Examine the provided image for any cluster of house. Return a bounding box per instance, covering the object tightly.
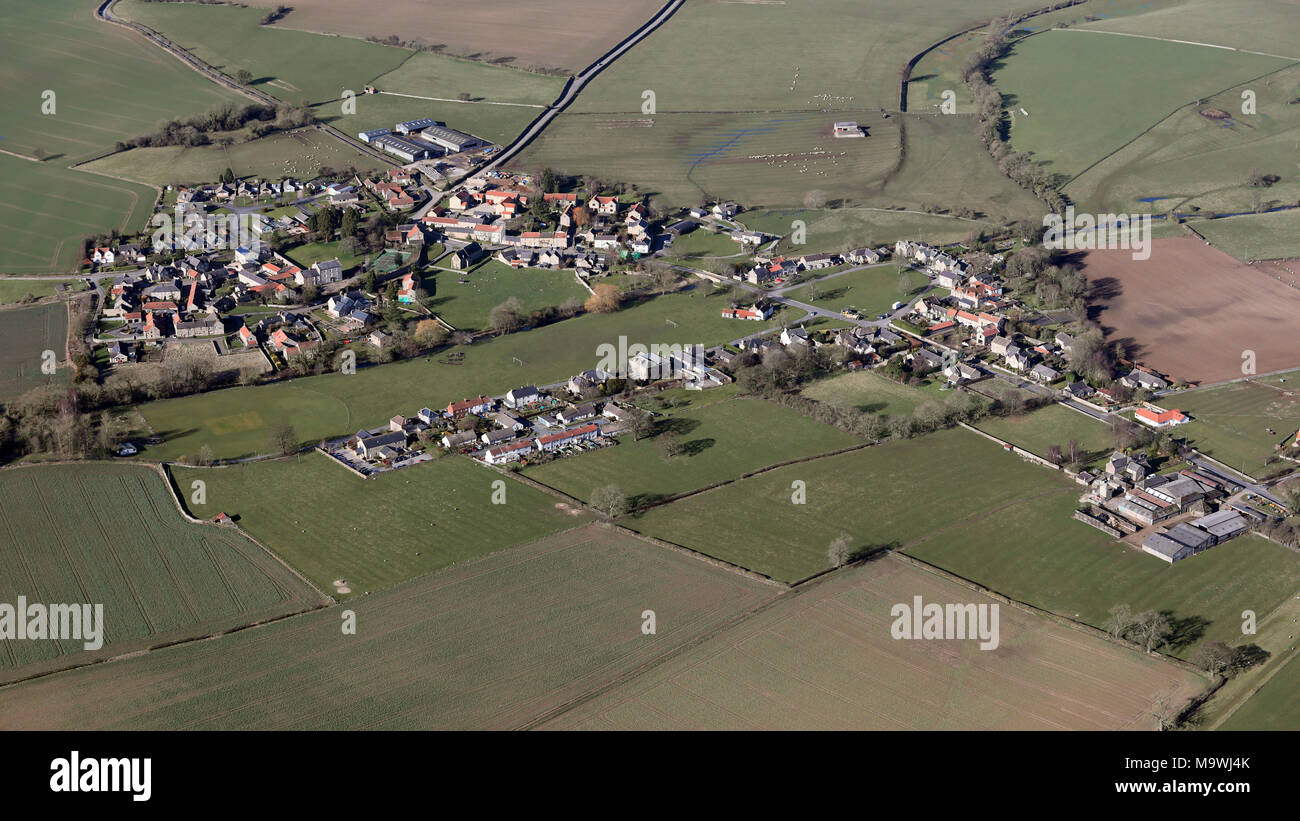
[357,119,484,162]
[1076,453,1254,562]
[742,246,889,287]
[362,167,424,211]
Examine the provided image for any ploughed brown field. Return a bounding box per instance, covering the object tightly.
[263,0,665,72]
[1084,237,1300,384]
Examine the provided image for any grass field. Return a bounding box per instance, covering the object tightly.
[971,403,1115,465]
[994,29,1294,182]
[1191,210,1300,262]
[904,490,1300,659]
[427,261,588,332]
[0,155,159,274]
[0,279,84,304]
[1220,649,1300,730]
[543,552,1209,730]
[0,525,778,729]
[738,207,990,252]
[0,302,70,402]
[1174,373,1300,477]
[524,397,861,507]
[284,238,366,273]
[0,463,326,683]
[129,288,753,460]
[80,128,391,187]
[801,369,954,418]
[173,452,590,596]
[628,426,1064,582]
[782,265,928,317]
[1079,0,1300,59]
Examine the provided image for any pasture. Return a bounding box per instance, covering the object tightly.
[1175,373,1300,478]
[971,403,1115,465]
[523,397,861,507]
[628,426,1064,582]
[130,288,752,460]
[0,279,84,304]
[0,525,778,730]
[173,452,589,596]
[801,369,954,418]
[0,155,158,274]
[1192,210,1300,262]
[782,265,928,317]
[0,302,70,402]
[1079,0,1300,59]
[0,463,326,683]
[1221,653,1300,730]
[542,552,1208,730]
[427,261,589,332]
[993,29,1292,182]
[80,128,391,187]
[739,206,990,252]
[903,489,1300,659]
[1082,238,1300,385]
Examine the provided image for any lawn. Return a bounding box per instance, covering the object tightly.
[427,261,589,332]
[284,239,366,273]
[993,29,1293,182]
[0,463,325,683]
[1192,210,1300,262]
[173,451,591,596]
[801,369,955,418]
[544,552,1209,730]
[0,302,70,403]
[782,265,928,317]
[1175,373,1300,478]
[0,525,778,730]
[627,426,1063,582]
[524,397,861,507]
[971,403,1115,466]
[904,490,1300,660]
[80,128,393,187]
[130,288,753,460]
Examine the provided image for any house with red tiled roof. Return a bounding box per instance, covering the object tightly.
[1135,407,1189,428]
[446,395,495,417]
[588,195,619,216]
[534,423,600,452]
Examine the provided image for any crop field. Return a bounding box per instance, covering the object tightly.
[542,552,1208,730]
[1192,210,1300,262]
[782,265,928,317]
[1064,63,1300,216]
[801,369,955,418]
[427,261,589,332]
[993,30,1292,182]
[1174,373,1300,478]
[0,302,70,402]
[1083,237,1300,385]
[259,0,665,73]
[173,452,591,596]
[80,128,391,187]
[116,0,410,106]
[628,426,1069,582]
[0,525,779,730]
[903,489,1300,660]
[0,463,326,684]
[524,397,861,507]
[0,154,158,274]
[519,111,903,209]
[130,289,753,460]
[971,404,1115,465]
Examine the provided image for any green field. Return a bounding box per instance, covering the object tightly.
[0,155,159,274]
[0,463,325,683]
[544,552,1209,730]
[783,265,928,317]
[738,207,991,253]
[801,369,954,418]
[1220,648,1300,730]
[0,279,84,304]
[129,289,753,460]
[0,302,70,402]
[284,238,366,273]
[173,452,591,596]
[428,261,588,332]
[1079,0,1300,59]
[1175,374,1300,477]
[524,397,861,507]
[904,490,1300,659]
[80,128,392,187]
[0,525,778,729]
[971,403,1115,465]
[994,29,1293,182]
[628,426,1062,582]
[1191,210,1300,262]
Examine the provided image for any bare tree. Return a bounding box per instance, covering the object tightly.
[827,533,854,568]
[1104,603,1136,640]
[1189,640,1237,678]
[590,484,628,518]
[656,430,684,461]
[268,422,298,455]
[1131,610,1173,654]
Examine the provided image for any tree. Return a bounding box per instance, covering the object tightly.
[803,189,828,208]
[827,533,854,568]
[1104,603,1136,640]
[413,319,447,349]
[235,69,254,85]
[268,422,298,455]
[584,283,621,314]
[1130,609,1173,654]
[489,297,526,334]
[627,408,655,441]
[1189,641,1237,678]
[590,484,628,518]
[656,430,684,461]
[197,444,215,466]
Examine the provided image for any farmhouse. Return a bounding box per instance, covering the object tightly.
[1135,406,1189,428]
[1121,368,1169,392]
[721,304,771,321]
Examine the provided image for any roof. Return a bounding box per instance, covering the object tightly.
[536,423,600,446]
[1135,407,1187,425]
